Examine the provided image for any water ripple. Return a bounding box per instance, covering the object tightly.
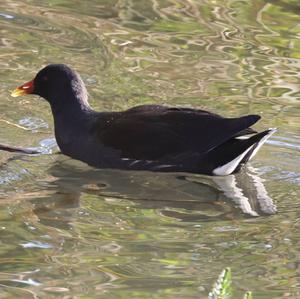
[0,1,299,298]
[20,241,53,249]
[0,12,14,19]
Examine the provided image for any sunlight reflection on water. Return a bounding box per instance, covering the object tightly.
[0,0,299,298]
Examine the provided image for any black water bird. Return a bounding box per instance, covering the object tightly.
[11,64,276,175]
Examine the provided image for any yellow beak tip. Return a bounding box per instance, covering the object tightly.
[11,89,24,97]
[11,92,19,97]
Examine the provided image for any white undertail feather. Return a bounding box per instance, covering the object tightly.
[213,147,253,176]
[249,128,277,161]
[213,128,277,176]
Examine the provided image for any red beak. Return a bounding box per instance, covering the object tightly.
[11,80,35,97]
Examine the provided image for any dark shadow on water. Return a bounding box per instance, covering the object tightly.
[29,158,277,228]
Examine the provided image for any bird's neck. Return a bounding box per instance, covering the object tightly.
[49,96,96,150]
[49,92,93,120]
[51,101,96,159]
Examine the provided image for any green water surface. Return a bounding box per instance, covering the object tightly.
[0,0,300,298]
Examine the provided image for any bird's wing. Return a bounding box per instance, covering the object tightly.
[95,105,260,160]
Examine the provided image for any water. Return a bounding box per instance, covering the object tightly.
[0,0,299,298]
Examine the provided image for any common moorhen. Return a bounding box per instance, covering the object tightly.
[11,64,276,175]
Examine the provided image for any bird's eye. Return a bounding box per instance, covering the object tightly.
[42,76,48,82]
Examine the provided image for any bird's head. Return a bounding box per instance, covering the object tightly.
[11,64,89,109]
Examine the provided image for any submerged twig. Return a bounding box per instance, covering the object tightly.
[0,119,30,131]
[0,143,40,154]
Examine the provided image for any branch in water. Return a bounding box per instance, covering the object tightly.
[0,143,40,154]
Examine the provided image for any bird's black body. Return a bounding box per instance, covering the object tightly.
[12,64,276,175]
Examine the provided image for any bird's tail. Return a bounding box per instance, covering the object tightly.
[203,128,276,176]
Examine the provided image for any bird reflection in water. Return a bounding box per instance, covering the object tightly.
[30,158,277,228]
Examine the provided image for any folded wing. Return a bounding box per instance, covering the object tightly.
[96,105,260,161]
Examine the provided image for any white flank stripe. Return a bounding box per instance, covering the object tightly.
[234,135,251,140]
